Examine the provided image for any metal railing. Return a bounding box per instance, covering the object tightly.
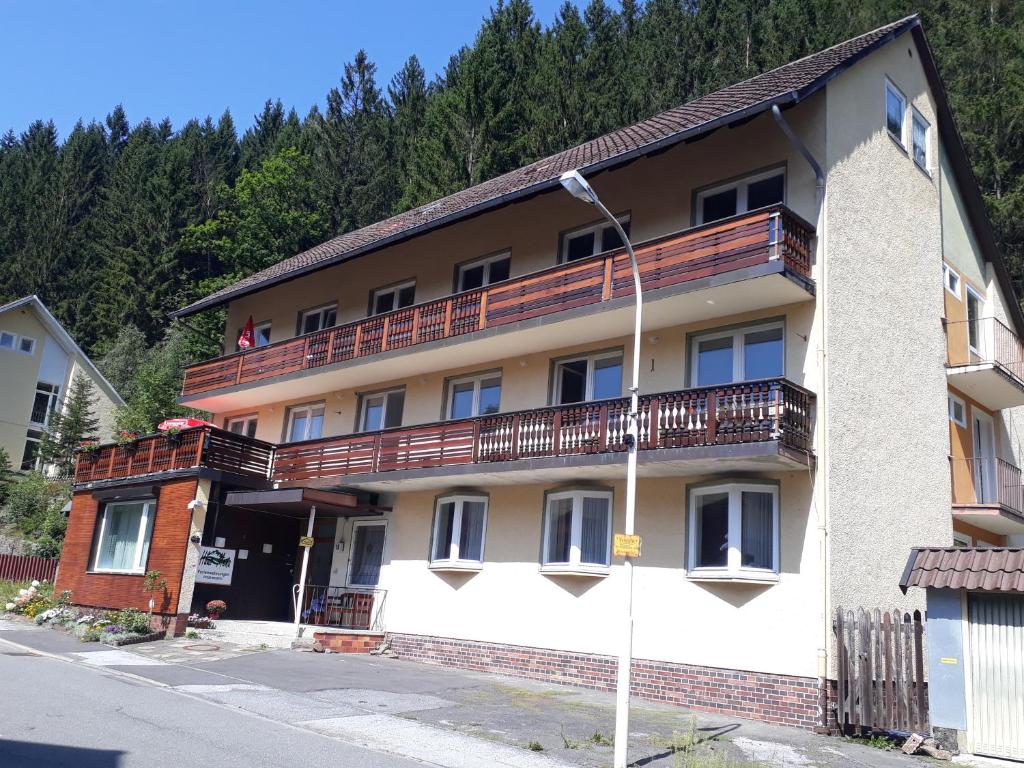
[946,317,1024,382]
[950,456,1024,516]
[294,584,386,631]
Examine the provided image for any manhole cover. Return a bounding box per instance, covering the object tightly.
[182,643,220,652]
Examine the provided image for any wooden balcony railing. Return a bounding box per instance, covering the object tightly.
[73,427,276,485]
[182,205,814,397]
[946,317,1024,382]
[951,457,1024,517]
[271,378,814,485]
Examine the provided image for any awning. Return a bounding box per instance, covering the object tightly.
[224,488,383,518]
[900,547,1024,593]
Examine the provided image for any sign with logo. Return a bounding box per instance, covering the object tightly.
[613,534,642,558]
[299,536,315,548]
[196,546,235,585]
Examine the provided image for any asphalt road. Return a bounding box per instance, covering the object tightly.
[0,649,427,768]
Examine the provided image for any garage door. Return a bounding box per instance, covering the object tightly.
[968,594,1024,760]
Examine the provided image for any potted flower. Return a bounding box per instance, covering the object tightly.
[78,440,100,460]
[116,430,139,449]
[206,600,227,620]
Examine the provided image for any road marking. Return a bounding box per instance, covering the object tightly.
[174,683,271,693]
[73,649,169,667]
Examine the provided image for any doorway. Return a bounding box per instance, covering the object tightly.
[972,411,997,504]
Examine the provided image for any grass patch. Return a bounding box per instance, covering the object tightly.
[525,740,544,751]
[0,580,32,606]
[589,730,614,746]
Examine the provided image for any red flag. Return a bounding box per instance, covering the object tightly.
[238,315,255,350]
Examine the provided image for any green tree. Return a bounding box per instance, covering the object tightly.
[0,448,13,507]
[37,375,100,477]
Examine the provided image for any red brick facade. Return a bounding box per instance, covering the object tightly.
[313,631,385,653]
[56,478,198,632]
[387,633,821,729]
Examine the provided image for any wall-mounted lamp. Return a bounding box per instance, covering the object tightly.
[187,499,205,511]
[189,532,202,544]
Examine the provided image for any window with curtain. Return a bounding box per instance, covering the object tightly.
[349,523,386,586]
[431,495,488,565]
[92,500,156,573]
[542,490,612,569]
[688,483,778,578]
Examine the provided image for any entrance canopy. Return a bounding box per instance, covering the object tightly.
[900,547,1024,592]
[224,487,383,518]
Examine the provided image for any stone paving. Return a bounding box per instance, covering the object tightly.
[125,635,268,664]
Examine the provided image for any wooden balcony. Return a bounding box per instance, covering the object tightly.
[73,427,275,485]
[181,206,814,400]
[946,317,1024,409]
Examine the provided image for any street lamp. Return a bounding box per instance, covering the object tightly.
[559,169,642,768]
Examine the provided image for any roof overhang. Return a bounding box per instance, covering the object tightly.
[223,487,382,518]
[900,547,1024,593]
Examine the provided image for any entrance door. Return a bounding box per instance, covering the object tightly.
[968,594,1024,759]
[306,518,337,588]
[972,412,997,504]
[348,522,386,587]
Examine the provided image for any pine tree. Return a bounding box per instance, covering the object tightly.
[37,376,100,477]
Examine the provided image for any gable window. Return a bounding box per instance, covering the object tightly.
[691,322,784,387]
[457,252,511,292]
[29,382,60,426]
[359,388,405,431]
[446,372,501,419]
[226,414,259,438]
[91,499,156,574]
[0,331,14,350]
[948,394,967,428]
[688,482,779,579]
[431,494,488,567]
[911,109,930,170]
[966,287,985,356]
[560,216,630,263]
[696,169,785,225]
[299,304,337,335]
[943,264,961,300]
[285,402,325,442]
[553,351,623,404]
[18,336,35,355]
[542,489,612,571]
[371,281,416,315]
[885,79,907,146]
[21,429,43,471]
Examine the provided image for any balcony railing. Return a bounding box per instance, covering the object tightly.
[295,585,386,631]
[73,426,276,485]
[182,205,814,398]
[950,457,1024,517]
[946,317,1024,381]
[271,378,814,485]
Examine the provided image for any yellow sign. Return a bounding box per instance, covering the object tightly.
[613,534,642,558]
[939,657,958,665]
[299,536,315,548]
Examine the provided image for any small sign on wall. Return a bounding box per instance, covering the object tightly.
[196,546,236,585]
[613,534,642,558]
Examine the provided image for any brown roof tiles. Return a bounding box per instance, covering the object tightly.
[901,547,1024,593]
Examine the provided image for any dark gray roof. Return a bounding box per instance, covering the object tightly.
[174,16,923,318]
[901,547,1024,592]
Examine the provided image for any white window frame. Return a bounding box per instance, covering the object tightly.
[953,531,972,548]
[911,107,930,172]
[552,350,623,404]
[226,414,259,438]
[885,78,907,147]
[430,494,489,569]
[540,489,613,574]
[965,286,986,357]
[299,304,337,335]
[18,336,36,355]
[948,394,967,428]
[456,252,511,292]
[29,382,61,427]
[690,321,785,386]
[358,388,405,432]
[559,215,630,264]
[254,321,271,347]
[446,372,502,419]
[687,482,780,581]
[21,429,43,471]
[695,168,786,225]
[347,519,387,587]
[284,402,325,443]
[943,264,961,300]
[0,331,15,350]
[91,499,156,574]
[371,280,416,316]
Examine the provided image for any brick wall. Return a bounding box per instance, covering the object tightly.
[387,633,821,729]
[313,632,385,653]
[56,479,197,621]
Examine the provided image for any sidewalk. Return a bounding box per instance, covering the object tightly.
[0,618,927,768]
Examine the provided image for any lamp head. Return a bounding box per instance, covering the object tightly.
[559,169,598,205]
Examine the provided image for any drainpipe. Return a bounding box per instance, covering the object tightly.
[772,104,831,731]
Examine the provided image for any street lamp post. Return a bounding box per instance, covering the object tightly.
[559,169,642,768]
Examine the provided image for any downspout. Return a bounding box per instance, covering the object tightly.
[772,104,831,731]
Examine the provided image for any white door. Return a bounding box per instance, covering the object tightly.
[967,594,1024,759]
[972,413,996,504]
[347,522,386,587]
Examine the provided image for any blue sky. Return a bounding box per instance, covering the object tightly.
[1,0,576,140]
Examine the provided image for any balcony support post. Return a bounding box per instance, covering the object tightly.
[293,504,316,639]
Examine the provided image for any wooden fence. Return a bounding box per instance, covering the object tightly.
[834,607,928,734]
[0,554,59,583]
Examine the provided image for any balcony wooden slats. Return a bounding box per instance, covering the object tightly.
[182,205,814,397]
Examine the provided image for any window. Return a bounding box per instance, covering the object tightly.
[285,402,325,442]
[446,373,501,419]
[18,336,35,355]
[237,322,271,351]
[911,108,930,170]
[885,79,907,146]
[371,281,416,315]
[953,532,972,548]
[943,264,961,299]
[348,521,386,586]
[359,389,405,431]
[696,170,785,224]
[299,304,337,335]
[226,414,258,438]
[457,252,511,291]
[948,395,967,428]
[91,500,156,574]
[966,287,985,355]
[553,351,623,404]
[0,331,14,350]
[560,216,630,263]
[431,494,488,566]
[691,322,784,386]
[20,429,43,471]
[688,483,779,578]
[29,382,60,426]
[542,490,613,570]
